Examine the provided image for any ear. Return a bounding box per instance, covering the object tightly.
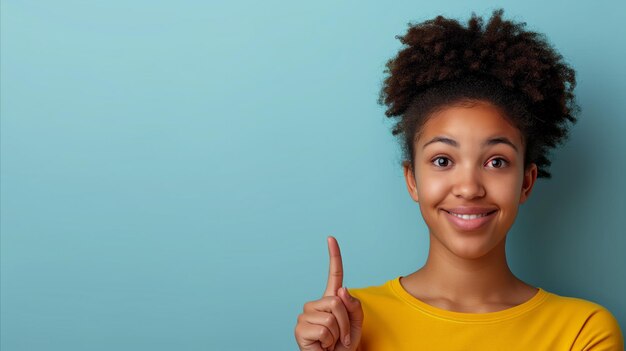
[403,161,419,203]
[519,163,538,204]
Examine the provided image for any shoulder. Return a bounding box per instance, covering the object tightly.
[545,291,624,350]
[345,278,397,313]
[345,279,392,301]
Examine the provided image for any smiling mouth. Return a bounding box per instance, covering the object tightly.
[441,209,498,231]
[443,209,498,219]
[442,209,498,232]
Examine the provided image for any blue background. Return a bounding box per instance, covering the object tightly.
[2,1,625,350]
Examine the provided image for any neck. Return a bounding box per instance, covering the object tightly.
[412,232,522,303]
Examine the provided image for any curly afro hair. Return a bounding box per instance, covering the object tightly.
[378,8,580,179]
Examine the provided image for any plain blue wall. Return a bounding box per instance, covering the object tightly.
[2,1,625,350]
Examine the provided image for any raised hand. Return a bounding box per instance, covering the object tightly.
[294,236,364,351]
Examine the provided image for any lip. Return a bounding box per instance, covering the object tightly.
[445,206,498,215]
[442,209,498,231]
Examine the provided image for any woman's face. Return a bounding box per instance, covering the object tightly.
[403,100,538,259]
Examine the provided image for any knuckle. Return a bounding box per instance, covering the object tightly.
[318,326,330,339]
[293,323,301,338]
[324,315,334,325]
[329,296,341,308]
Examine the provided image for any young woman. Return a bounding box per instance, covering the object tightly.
[294,8,624,351]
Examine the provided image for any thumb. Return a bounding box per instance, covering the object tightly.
[339,287,364,325]
[338,286,364,350]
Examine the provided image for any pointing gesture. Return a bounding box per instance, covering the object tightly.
[295,236,364,351]
[324,235,344,297]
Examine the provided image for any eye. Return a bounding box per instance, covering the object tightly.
[431,156,452,168]
[486,157,509,169]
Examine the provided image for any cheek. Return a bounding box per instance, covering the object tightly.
[416,171,448,202]
[487,175,521,206]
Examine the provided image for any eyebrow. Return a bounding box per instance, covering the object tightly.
[422,136,519,152]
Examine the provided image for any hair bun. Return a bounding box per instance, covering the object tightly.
[379,8,580,179]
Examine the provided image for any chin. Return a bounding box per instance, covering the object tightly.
[440,232,507,260]
[450,244,495,260]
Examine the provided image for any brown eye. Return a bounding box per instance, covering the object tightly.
[487,158,508,168]
[432,157,451,168]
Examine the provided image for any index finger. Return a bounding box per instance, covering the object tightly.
[323,235,344,297]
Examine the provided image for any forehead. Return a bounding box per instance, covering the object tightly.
[418,102,523,147]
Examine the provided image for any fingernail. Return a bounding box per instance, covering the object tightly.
[344,334,351,346]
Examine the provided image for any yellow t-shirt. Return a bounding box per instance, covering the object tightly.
[347,276,624,350]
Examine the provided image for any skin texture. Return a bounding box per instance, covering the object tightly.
[400,100,540,312]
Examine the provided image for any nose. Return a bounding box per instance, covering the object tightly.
[451,165,486,199]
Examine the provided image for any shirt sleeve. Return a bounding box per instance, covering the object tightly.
[573,306,624,351]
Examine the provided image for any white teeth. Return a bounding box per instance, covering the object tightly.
[448,211,491,220]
